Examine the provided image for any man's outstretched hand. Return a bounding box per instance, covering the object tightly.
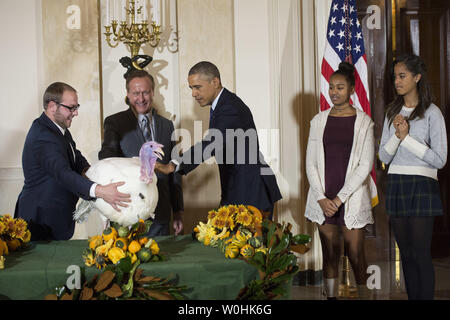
[155,162,176,175]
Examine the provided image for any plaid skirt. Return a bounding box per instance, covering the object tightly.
[385,174,443,217]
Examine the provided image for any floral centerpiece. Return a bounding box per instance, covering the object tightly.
[82,219,163,270]
[47,219,187,300]
[194,204,265,259]
[193,205,312,299]
[0,214,32,269]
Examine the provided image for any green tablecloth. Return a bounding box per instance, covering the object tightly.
[0,235,259,300]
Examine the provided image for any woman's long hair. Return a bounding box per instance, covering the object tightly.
[386,54,433,125]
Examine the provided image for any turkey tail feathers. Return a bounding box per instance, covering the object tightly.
[73,199,95,223]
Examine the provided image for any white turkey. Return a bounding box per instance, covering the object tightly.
[74,141,164,227]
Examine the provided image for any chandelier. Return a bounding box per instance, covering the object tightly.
[103,0,162,58]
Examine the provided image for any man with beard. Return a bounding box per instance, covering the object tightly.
[15,82,131,240]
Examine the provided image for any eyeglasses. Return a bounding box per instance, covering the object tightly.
[56,102,80,112]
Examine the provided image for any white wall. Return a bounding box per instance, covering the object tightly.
[0,0,43,215]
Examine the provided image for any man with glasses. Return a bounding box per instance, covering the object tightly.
[14,82,131,241]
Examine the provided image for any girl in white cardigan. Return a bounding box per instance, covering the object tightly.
[305,62,376,299]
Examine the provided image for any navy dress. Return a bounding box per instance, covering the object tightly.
[323,115,356,225]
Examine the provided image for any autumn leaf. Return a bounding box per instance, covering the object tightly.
[80,287,94,300]
[104,283,123,298]
[94,270,116,292]
[290,244,310,254]
[143,289,173,300]
[60,292,74,300]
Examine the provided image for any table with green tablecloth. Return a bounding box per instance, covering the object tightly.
[0,235,260,300]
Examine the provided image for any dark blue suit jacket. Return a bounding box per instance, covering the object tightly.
[14,112,94,240]
[176,88,282,212]
[98,107,183,224]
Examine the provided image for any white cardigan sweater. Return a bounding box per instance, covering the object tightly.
[304,108,376,229]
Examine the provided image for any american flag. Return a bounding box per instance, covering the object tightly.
[320,0,370,114]
[320,0,378,207]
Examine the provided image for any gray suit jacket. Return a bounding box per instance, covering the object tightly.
[99,107,183,223]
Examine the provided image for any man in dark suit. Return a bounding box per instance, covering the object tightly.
[15,82,131,241]
[157,61,282,216]
[98,70,184,236]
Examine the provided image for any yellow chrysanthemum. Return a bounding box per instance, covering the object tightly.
[227,205,238,216]
[236,205,248,215]
[12,219,27,239]
[4,217,15,234]
[216,207,230,220]
[207,210,217,220]
[212,217,226,229]
[236,211,253,227]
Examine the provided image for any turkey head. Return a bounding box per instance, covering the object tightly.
[139,141,164,184]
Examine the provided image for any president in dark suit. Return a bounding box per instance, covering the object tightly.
[157,61,282,216]
[98,70,184,236]
[15,82,131,241]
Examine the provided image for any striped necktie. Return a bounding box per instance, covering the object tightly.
[140,115,152,141]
